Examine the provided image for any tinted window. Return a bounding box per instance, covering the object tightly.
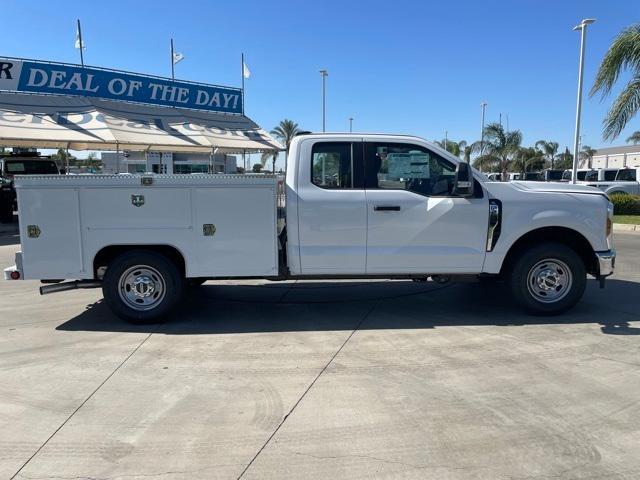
[311,142,363,189]
[604,170,617,181]
[616,169,637,181]
[364,143,456,196]
[585,170,598,181]
[5,160,58,174]
[546,170,564,181]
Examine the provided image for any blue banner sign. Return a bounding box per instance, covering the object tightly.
[0,57,243,114]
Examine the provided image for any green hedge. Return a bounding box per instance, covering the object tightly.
[610,193,640,215]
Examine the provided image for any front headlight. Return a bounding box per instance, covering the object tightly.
[606,201,614,248]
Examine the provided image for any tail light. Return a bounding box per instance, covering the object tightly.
[10,270,20,280]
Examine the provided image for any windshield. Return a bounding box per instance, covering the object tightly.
[616,169,637,181]
[4,160,59,175]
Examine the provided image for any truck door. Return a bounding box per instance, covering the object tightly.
[364,142,488,274]
[295,140,366,274]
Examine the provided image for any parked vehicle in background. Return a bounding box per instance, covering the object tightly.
[5,133,615,322]
[587,167,640,195]
[0,153,60,222]
[543,169,565,182]
[562,169,598,182]
[523,172,542,181]
[486,172,502,181]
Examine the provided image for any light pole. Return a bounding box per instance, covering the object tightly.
[480,102,487,166]
[571,18,595,184]
[349,117,353,133]
[319,69,328,132]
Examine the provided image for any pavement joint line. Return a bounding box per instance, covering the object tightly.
[9,331,155,480]
[235,299,382,480]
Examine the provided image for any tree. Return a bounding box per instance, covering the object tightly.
[627,131,640,144]
[590,24,640,140]
[554,147,574,170]
[513,147,545,174]
[260,150,279,173]
[580,145,597,169]
[435,139,468,158]
[252,163,263,173]
[535,140,559,169]
[478,123,522,179]
[270,119,300,153]
[269,119,300,172]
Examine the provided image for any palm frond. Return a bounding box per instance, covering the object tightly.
[591,24,640,98]
[603,74,640,141]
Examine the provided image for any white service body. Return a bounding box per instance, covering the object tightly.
[14,174,279,280]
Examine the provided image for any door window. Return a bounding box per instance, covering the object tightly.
[311,142,363,189]
[364,143,456,196]
[616,169,637,181]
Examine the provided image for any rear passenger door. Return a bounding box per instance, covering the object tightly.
[295,139,367,274]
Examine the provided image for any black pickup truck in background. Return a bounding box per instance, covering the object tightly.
[0,153,60,223]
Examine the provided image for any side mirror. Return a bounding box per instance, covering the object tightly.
[453,162,474,197]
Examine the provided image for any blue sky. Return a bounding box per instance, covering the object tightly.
[1,0,638,166]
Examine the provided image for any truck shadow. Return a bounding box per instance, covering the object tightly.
[56,278,640,336]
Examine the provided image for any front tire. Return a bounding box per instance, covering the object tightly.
[508,243,586,315]
[103,250,185,324]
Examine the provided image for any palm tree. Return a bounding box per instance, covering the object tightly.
[579,145,597,169]
[554,147,574,170]
[268,119,300,173]
[627,131,640,144]
[270,119,301,154]
[513,147,545,175]
[479,123,522,180]
[590,24,640,140]
[535,140,559,169]
[260,150,279,173]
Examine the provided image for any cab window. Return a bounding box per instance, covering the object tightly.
[604,170,617,181]
[364,142,456,196]
[311,142,363,189]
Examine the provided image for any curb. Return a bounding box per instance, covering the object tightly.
[613,223,640,232]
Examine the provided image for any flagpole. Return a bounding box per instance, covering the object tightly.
[77,19,84,67]
[241,53,245,115]
[170,38,175,81]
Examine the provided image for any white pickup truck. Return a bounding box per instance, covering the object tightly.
[4,133,615,323]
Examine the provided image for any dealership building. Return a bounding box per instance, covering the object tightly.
[101,151,238,174]
[584,145,640,169]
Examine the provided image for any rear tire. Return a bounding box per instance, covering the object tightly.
[508,242,586,316]
[103,250,185,324]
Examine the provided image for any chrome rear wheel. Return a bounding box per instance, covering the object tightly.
[118,265,167,311]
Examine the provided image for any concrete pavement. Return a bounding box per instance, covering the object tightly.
[1,233,639,479]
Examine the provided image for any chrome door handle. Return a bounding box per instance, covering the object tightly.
[374,205,401,211]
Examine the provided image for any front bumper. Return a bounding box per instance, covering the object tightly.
[595,249,615,277]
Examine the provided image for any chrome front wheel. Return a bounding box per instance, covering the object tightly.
[526,259,573,304]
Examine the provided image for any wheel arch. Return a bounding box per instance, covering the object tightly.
[93,244,186,278]
[500,227,598,276]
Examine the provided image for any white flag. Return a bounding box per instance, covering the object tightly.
[74,28,85,50]
[172,52,184,65]
[243,61,251,79]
